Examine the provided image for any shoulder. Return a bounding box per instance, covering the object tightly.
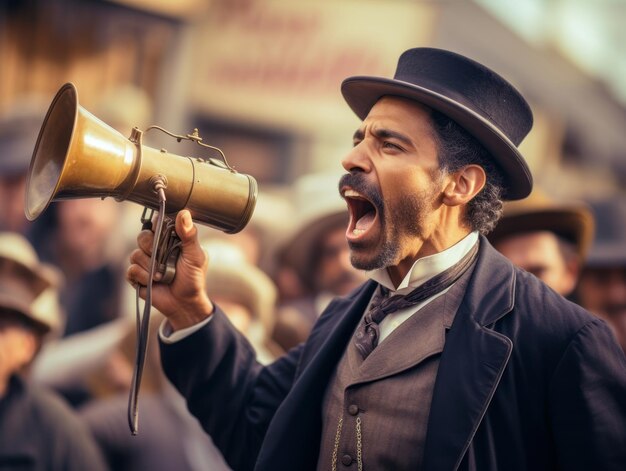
[27,384,91,434]
[15,383,108,470]
[512,265,597,331]
[501,265,622,371]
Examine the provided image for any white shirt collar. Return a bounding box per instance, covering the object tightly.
[367,231,479,294]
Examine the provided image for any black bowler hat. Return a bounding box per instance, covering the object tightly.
[341,47,534,200]
[584,196,626,268]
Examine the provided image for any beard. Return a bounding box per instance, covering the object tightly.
[338,171,442,271]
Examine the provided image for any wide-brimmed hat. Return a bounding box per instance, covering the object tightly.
[341,47,534,200]
[584,196,626,268]
[201,240,278,335]
[487,190,595,260]
[0,232,63,333]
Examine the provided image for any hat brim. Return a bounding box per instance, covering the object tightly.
[585,243,626,268]
[0,294,51,334]
[488,207,595,260]
[341,77,533,200]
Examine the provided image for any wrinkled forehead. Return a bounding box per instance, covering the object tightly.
[364,95,434,123]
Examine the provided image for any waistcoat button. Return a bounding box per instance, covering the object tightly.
[341,454,353,466]
[348,404,359,415]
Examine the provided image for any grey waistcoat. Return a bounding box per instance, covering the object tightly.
[317,263,474,470]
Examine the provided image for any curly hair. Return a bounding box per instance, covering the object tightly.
[430,110,505,235]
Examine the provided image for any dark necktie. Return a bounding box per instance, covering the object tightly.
[354,241,479,359]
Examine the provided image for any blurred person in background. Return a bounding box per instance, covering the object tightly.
[33,198,126,338]
[197,190,295,281]
[79,314,231,471]
[575,197,626,353]
[0,232,107,471]
[273,173,367,350]
[202,239,284,364]
[488,190,594,297]
[0,101,46,235]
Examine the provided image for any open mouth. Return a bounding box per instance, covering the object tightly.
[342,188,378,240]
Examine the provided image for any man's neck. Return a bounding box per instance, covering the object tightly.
[370,231,479,291]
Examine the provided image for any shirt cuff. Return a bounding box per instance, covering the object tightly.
[159,315,213,344]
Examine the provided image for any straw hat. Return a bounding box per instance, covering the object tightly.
[584,196,626,268]
[0,232,63,333]
[202,240,278,336]
[487,190,595,260]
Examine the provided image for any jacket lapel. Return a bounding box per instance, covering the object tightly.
[422,237,516,471]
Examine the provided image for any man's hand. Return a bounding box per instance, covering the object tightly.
[126,209,214,331]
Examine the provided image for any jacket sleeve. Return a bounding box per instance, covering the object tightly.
[159,306,303,471]
[548,318,626,471]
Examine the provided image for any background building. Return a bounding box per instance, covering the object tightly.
[2,0,625,206]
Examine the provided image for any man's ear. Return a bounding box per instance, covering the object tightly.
[442,165,486,206]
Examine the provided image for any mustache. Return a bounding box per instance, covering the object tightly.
[338,173,384,214]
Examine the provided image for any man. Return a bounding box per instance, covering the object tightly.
[576,196,626,353]
[127,48,626,470]
[488,190,594,297]
[0,232,107,470]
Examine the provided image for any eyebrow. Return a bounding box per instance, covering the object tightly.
[352,127,413,147]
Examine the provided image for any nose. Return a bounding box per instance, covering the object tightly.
[341,141,371,173]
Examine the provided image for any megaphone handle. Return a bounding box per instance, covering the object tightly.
[155,220,181,284]
[139,207,181,284]
[128,184,169,435]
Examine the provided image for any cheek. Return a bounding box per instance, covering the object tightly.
[377,167,421,203]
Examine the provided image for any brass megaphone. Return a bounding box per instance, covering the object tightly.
[26,82,257,239]
[25,82,258,435]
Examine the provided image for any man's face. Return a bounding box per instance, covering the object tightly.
[494,231,579,296]
[56,198,119,270]
[0,314,38,393]
[339,96,444,274]
[577,266,626,350]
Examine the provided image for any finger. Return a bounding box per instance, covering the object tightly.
[126,263,151,288]
[175,210,207,268]
[128,248,152,273]
[175,210,196,244]
[137,229,155,255]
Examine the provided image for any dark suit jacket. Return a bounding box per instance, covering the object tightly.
[161,237,626,471]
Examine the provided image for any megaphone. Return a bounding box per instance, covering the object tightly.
[26,82,257,234]
[25,82,259,435]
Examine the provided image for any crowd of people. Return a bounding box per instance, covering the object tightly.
[1,47,625,470]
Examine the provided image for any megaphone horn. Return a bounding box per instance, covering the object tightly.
[26,83,259,436]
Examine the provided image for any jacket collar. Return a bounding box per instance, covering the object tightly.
[422,237,516,471]
[464,235,516,326]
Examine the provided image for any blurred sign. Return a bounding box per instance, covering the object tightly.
[189,0,436,133]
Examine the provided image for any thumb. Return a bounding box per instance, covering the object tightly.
[175,209,196,243]
[175,210,205,267]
